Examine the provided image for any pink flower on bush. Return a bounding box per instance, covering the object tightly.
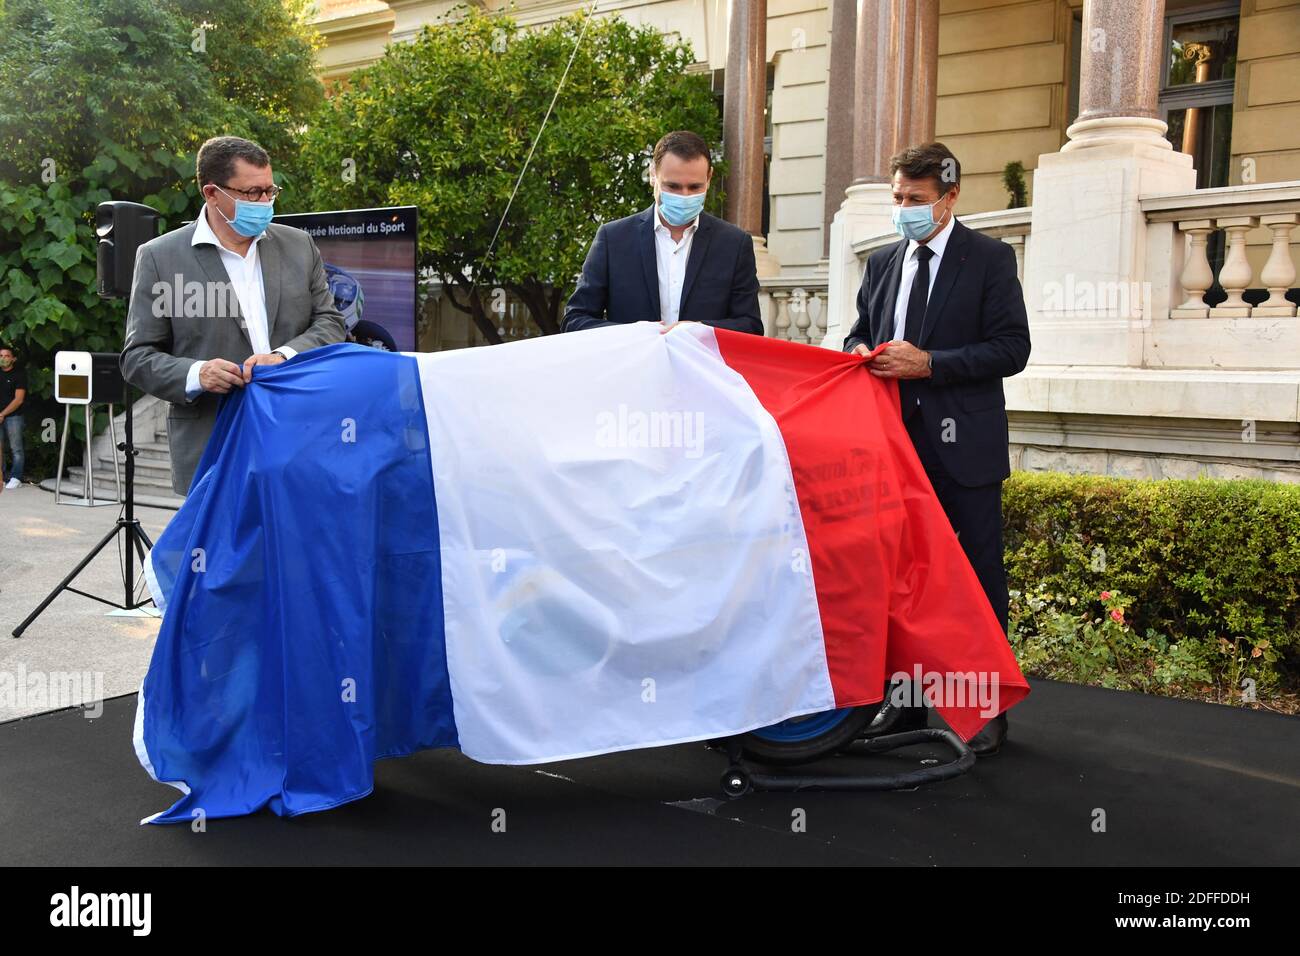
[1110,609,1124,624]
[1100,590,1112,600]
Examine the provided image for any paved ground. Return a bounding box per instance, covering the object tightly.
[0,482,173,720]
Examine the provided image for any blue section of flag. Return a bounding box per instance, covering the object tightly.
[136,344,458,823]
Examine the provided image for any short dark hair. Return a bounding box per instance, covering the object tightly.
[889,142,961,195]
[196,136,271,189]
[653,131,712,170]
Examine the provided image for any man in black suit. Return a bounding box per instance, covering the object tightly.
[845,142,1031,755]
[563,130,762,335]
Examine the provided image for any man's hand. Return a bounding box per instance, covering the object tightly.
[659,321,699,335]
[241,352,287,382]
[862,340,932,380]
[198,359,246,394]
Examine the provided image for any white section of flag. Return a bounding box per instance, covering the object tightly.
[416,323,836,763]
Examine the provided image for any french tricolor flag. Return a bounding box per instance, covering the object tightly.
[135,324,1028,823]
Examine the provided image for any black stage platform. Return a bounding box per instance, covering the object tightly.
[2,679,1296,865]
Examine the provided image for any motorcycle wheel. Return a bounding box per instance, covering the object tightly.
[735,705,878,766]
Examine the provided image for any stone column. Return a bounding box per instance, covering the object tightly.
[849,0,939,184]
[849,0,896,188]
[823,0,939,348]
[906,0,941,146]
[1177,42,1214,159]
[1026,0,1196,367]
[724,0,779,276]
[821,0,856,260]
[1062,0,1168,150]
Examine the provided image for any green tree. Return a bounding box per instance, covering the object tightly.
[300,8,721,342]
[0,0,323,478]
[0,0,322,191]
[172,0,325,198]
[0,0,218,187]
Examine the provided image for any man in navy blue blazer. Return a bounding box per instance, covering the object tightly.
[844,142,1031,756]
[563,131,763,335]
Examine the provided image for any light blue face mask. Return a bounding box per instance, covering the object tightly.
[658,190,707,227]
[891,196,948,243]
[215,186,276,238]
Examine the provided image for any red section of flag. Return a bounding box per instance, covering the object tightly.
[713,330,1029,740]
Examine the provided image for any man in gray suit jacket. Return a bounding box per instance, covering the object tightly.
[121,136,345,494]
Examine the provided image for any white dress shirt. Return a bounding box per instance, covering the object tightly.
[891,213,956,342]
[184,206,294,400]
[653,209,699,326]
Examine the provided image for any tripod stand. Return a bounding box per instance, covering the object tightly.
[11,383,156,638]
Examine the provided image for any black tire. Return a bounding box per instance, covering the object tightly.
[736,705,879,766]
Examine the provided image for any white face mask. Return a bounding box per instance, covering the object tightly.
[657,189,707,226]
[891,196,949,242]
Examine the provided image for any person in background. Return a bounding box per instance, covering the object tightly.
[0,344,27,490]
[563,130,763,335]
[120,135,345,494]
[844,142,1031,756]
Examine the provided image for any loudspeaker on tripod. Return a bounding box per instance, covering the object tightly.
[11,201,163,637]
[95,201,162,299]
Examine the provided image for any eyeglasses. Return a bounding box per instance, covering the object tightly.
[217,183,283,202]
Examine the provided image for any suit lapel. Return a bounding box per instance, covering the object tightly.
[638,207,661,320]
[192,242,252,350]
[677,214,714,317]
[260,229,281,345]
[920,219,970,348]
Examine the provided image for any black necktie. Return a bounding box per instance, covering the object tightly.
[902,245,934,345]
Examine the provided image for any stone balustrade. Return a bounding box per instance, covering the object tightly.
[1142,181,1300,320]
[758,276,828,346]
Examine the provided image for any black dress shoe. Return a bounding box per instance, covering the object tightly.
[968,713,1007,756]
[863,696,929,738]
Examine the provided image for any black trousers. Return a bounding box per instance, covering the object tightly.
[904,414,1009,634]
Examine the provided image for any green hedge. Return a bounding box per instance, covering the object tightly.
[1003,472,1300,706]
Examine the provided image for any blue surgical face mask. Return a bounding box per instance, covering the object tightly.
[892,196,948,242]
[658,189,707,227]
[215,186,275,238]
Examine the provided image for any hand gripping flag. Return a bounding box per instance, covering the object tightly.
[135,323,1028,823]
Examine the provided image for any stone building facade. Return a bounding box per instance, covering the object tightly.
[311,0,1300,482]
